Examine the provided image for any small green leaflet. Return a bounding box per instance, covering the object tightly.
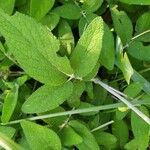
[59,126,83,147]
[70,17,104,78]
[0,0,15,14]
[112,120,129,148]
[21,121,61,150]
[30,0,55,20]
[0,126,16,138]
[111,7,133,45]
[119,0,150,5]
[22,81,73,113]
[93,132,117,149]
[54,3,81,20]
[135,12,150,42]
[0,10,73,85]
[131,106,150,150]
[1,83,19,123]
[127,41,150,61]
[69,120,99,150]
[82,0,103,13]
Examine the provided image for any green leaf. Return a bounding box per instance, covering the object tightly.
[131,106,150,150]
[21,121,61,150]
[40,12,60,31]
[0,10,73,85]
[0,126,16,138]
[30,0,55,20]
[69,120,99,150]
[82,0,103,13]
[54,3,81,20]
[124,82,142,98]
[116,37,134,84]
[112,120,129,148]
[1,84,19,123]
[0,0,15,14]
[0,132,23,150]
[127,41,150,61]
[22,81,73,113]
[99,23,115,70]
[59,126,83,146]
[124,139,138,150]
[70,17,104,78]
[119,0,150,5]
[135,12,150,42]
[111,7,133,44]
[93,131,117,149]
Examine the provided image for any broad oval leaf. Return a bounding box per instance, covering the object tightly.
[70,17,104,78]
[0,10,73,85]
[69,120,99,150]
[30,0,55,20]
[21,121,61,150]
[53,3,81,20]
[22,81,73,113]
[127,41,150,61]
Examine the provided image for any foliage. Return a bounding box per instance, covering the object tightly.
[0,0,150,150]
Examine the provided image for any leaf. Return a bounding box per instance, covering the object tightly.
[1,83,19,123]
[131,106,150,150]
[111,7,133,45]
[59,126,83,146]
[30,0,55,20]
[0,0,15,14]
[135,12,150,42]
[22,81,73,113]
[40,13,60,31]
[54,3,81,20]
[93,131,117,149]
[70,17,104,78]
[0,132,23,150]
[21,121,61,150]
[127,41,150,61]
[112,120,129,148]
[124,82,142,98]
[69,120,99,150]
[0,10,73,85]
[119,0,150,5]
[99,23,115,70]
[0,126,16,138]
[124,139,138,150]
[82,0,103,13]
[116,37,134,84]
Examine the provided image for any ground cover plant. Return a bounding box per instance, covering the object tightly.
[0,0,150,149]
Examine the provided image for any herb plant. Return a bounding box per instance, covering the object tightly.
[0,0,150,150]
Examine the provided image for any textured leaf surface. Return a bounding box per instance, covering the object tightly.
[30,0,55,20]
[69,120,99,150]
[0,126,16,138]
[0,10,73,85]
[21,121,61,150]
[70,17,104,78]
[22,81,73,113]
